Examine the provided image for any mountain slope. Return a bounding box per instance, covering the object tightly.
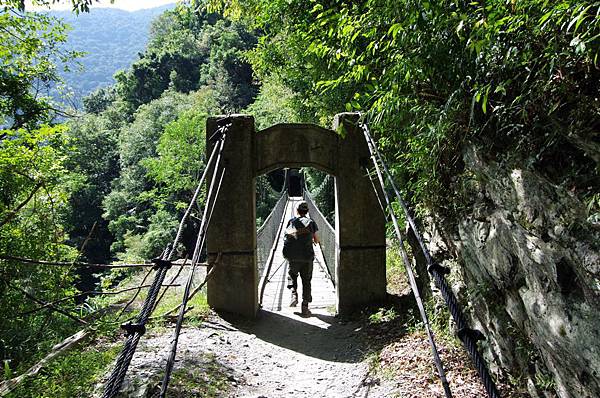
[48,5,174,107]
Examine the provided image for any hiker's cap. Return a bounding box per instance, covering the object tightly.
[297,201,309,212]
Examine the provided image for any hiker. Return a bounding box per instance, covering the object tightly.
[283,201,319,315]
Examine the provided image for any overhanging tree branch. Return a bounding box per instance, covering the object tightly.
[4,281,87,325]
[0,181,43,229]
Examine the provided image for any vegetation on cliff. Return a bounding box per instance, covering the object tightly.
[211,0,599,218]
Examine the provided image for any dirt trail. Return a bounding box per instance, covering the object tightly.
[100,290,511,398]
[210,307,374,397]
[97,198,498,398]
[109,304,385,398]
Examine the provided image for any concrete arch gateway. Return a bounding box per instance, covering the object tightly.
[205,113,386,317]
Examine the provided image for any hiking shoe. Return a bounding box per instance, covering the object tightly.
[290,292,298,307]
[301,302,310,316]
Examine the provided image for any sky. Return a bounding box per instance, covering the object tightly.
[27,0,178,11]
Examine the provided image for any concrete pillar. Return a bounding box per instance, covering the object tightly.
[334,113,387,315]
[206,115,257,317]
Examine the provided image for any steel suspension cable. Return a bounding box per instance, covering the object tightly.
[191,164,226,266]
[364,168,388,220]
[166,131,222,260]
[149,163,224,317]
[102,266,168,398]
[0,255,157,269]
[362,127,453,398]
[102,125,229,398]
[159,260,198,397]
[361,122,501,398]
[159,146,228,397]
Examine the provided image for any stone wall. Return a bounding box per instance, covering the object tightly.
[422,147,599,397]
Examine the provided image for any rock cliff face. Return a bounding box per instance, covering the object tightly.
[424,147,599,398]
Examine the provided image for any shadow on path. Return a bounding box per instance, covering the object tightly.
[219,309,367,363]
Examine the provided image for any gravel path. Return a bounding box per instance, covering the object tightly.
[108,304,386,398]
[95,230,501,397]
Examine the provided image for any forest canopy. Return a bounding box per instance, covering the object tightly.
[210,0,599,214]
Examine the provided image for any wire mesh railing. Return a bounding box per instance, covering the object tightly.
[303,190,336,286]
[256,191,287,278]
[311,174,335,225]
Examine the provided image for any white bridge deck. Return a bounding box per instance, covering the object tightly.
[259,197,336,314]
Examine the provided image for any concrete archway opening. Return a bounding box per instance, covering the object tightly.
[256,167,338,312]
[205,113,386,317]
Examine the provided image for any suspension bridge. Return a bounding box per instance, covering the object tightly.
[259,195,336,313]
[0,113,501,398]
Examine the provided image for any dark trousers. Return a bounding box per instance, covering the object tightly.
[288,260,313,304]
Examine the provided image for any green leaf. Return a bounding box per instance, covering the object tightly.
[482,85,491,114]
[539,10,554,25]
[388,23,402,40]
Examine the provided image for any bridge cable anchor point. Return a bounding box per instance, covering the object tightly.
[427,262,451,276]
[457,327,486,342]
[120,322,146,337]
[151,258,173,270]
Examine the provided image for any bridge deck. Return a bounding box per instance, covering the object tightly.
[260,197,336,314]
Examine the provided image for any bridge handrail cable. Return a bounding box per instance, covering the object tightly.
[102,120,231,398]
[361,120,501,398]
[302,188,337,285]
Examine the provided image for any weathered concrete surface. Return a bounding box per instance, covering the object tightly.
[206,115,258,318]
[255,124,338,176]
[334,113,387,315]
[422,146,600,398]
[206,113,386,317]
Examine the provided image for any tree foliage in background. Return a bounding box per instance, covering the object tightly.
[244,74,304,130]
[304,168,334,225]
[1,0,257,376]
[115,4,257,112]
[101,90,197,259]
[211,0,599,217]
[60,1,258,264]
[0,126,80,374]
[47,6,172,108]
[0,1,89,374]
[63,111,119,266]
[0,8,81,128]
